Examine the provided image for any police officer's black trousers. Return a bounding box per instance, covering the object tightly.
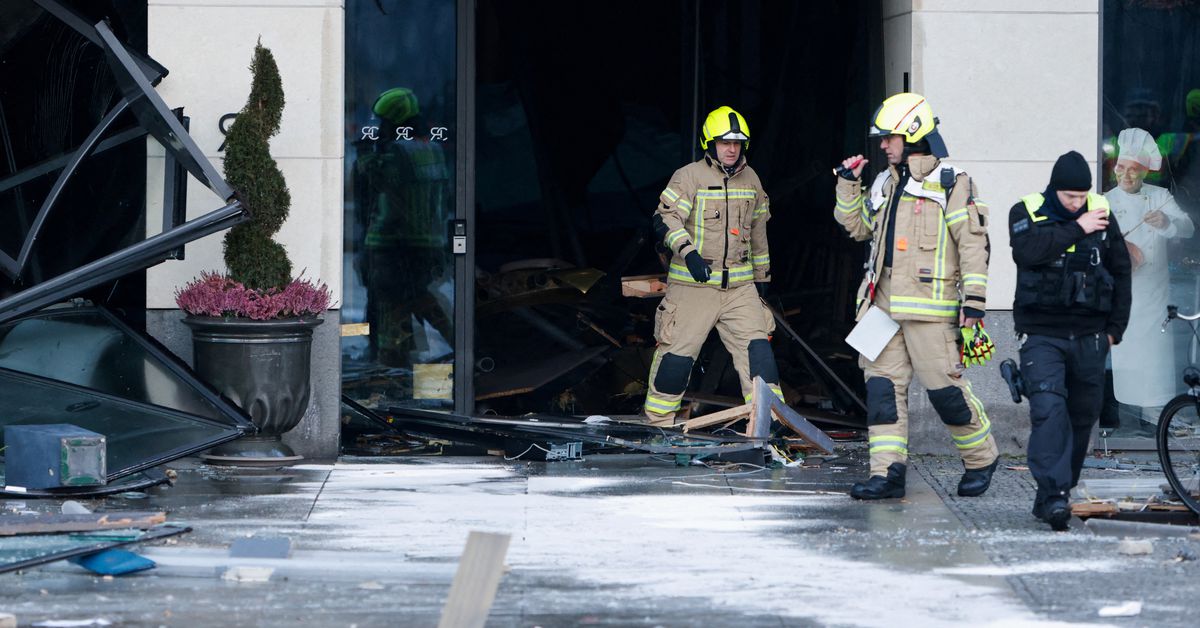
[1021,333,1109,510]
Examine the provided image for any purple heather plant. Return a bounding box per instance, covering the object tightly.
[176,271,331,320]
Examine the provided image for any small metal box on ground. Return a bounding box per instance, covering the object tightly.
[3,424,107,489]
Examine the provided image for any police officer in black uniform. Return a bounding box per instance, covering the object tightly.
[1008,150,1132,531]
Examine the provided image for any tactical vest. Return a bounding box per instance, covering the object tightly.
[1014,192,1115,315]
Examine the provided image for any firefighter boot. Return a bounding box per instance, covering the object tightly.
[956,458,999,497]
[850,462,906,500]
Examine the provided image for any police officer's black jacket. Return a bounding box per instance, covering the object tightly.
[1008,195,1132,344]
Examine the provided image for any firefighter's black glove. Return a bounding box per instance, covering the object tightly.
[755,282,769,298]
[684,251,712,283]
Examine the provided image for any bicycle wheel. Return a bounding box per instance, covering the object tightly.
[1157,393,1200,516]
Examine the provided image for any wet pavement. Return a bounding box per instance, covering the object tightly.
[1,448,1197,627]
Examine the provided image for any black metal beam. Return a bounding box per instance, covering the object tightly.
[94,20,234,201]
[0,201,246,324]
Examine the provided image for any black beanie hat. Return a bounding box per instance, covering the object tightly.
[1048,150,1092,191]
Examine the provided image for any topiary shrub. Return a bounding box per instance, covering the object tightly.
[222,39,291,291]
[177,39,332,320]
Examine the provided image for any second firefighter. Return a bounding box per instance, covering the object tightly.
[834,93,1000,500]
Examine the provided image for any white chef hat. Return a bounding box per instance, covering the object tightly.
[1116,127,1163,171]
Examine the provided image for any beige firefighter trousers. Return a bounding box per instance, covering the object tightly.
[643,282,781,425]
[862,273,999,476]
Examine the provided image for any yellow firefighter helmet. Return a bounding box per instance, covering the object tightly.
[700,106,750,150]
[868,92,948,158]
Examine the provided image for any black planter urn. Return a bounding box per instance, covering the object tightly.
[183,316,323,465]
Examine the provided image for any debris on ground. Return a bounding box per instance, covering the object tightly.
[0,524,189,575]
[345,374,847,466]
[1116,539,1154,555]
[0,511,166,536]
[221,566,275,583]
[67,549,155,576]
[1097,600,1143,617]
[1070,477,1200,526]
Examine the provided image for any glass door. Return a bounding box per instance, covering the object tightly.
[343,0,473,413]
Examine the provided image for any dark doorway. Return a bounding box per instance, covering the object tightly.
[471,0,880,419]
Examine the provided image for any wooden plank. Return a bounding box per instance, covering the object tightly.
[680,403,752,432]
[620,274,667,298]
[1072,501,1118,517]
[340,322,370,337]
[438,531,512,628]
[0,511,167,536]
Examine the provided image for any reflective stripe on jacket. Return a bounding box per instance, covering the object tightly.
[657,156,770,287]
[833,155,991,322]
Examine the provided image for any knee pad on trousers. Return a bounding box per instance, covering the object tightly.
[927,386,972,426]
[865,377,898,425]
[654,353,694,395]
[747,338,780,384]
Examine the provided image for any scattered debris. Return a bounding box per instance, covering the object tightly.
[1173,549,1196,562]
[358,581,385,590]
[1097,600,1142,617]
[221,566,275,583]
[0,511,166,536]
[60,501,91,515]
[1083,458,1162,473]
[0,525,189,575]
[30,620,113,628]
[1116,539,1154,555]
[1085,518,1200,538]
[68,549,155,576]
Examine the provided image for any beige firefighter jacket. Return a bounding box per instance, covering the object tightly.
[657,155,770,288]
[834,154,990,322]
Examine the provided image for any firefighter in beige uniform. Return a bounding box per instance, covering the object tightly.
[835,93,1000,499]
[643,106,782,425]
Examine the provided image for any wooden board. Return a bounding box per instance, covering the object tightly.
[1071,501,1119,517]
[621,274,667,298]
[0,511,167,536]
[438,531,512,628]
[340,322,370,337]
[680,403,752,432]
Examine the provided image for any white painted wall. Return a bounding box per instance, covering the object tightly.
[145,0,344,308]
[888,0,1100,309]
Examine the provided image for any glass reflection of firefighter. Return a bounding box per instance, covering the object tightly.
[355,87,453,368]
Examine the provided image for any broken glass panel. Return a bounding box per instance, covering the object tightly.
[0,2,257,492]
[0,304,253,482]
[0,0,245,323]
[0,524,189,575]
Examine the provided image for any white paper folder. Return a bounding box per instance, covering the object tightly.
[845,305,900,362]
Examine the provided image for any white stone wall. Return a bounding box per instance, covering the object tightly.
[145,0,344,308]
[888,0,1100,309]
